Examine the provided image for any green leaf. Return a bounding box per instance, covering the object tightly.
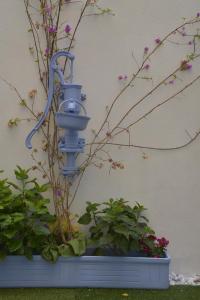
[143,239,155,249]
[0,215,12,227]
[12,212,24,223]
[58,244,74,257]
[34,182,50,193]
[3,229,17,239]
[8,239,23,252]
[49,248,59,263]
[78,213,91,225]
[119,214,136,224]
[33,225,50,235]
[42,246,59,263]
[67,239,80,255]
[114,236,129,254]
[98,234,113,247]
[15,166,29,180]
[143,226,155,234]
[7,181,20,190]
[77,238,86,255]
[86,202,100,213]
[114,225,129,239]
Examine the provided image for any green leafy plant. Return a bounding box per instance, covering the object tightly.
[78,198,169,257]
[0,166,88,262]
[0,166,57,261]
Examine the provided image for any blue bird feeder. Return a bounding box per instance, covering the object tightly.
[25,51,90,177]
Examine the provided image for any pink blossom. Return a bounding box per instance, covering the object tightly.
[155,38,161,44]
[45,5,52,15]
[48,26,57,33]
[180,60,192,71]
[65,24,71,34]
[144,64,150,70]
[45,48,50,56]
[55,189,62,197]
[118,75,128,80]
[144,47,149,53]
[187,64,192,70]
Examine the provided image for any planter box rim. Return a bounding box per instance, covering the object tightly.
[4,254,171,264]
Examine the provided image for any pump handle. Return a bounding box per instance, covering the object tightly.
[25,51,75,149]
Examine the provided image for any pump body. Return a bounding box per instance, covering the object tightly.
[25,51,90,177]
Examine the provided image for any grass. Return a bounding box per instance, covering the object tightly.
[0,287,200,300]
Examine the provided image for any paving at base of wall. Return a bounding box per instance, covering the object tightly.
[170,273,200,285]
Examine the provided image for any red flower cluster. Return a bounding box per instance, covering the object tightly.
[157,237,169,248]
[139,235,169,257]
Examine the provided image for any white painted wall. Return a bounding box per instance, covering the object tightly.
[0,0,200,275]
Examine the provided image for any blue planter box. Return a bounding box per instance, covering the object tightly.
[0,255,170,289]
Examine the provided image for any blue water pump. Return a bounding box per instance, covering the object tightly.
[25,51,90,177]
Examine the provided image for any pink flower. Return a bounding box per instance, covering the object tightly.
[155,38,161,44]
[144,64,150,70]
[197,12,200,17]
[169,80,174,84]
[180,60,192,71]
[48,26,57,33]
[118,75,127,80]
[65,24,71,34]
[55,189,62,197]
[188,41,193,45]
[144,47,149,53]
[45,48,50,56]
[45,5,52,15]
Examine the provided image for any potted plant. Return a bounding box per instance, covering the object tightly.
[76,199,170,289]
[0,172,170,289]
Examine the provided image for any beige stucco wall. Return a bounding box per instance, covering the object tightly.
[0,0,200,275]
